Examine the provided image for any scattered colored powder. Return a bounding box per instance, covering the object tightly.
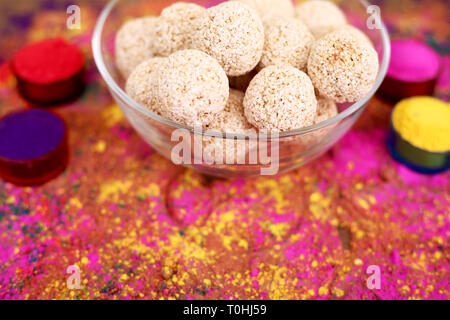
[392,96,450,152]
[11,38,84,84]
[387,39,441,83]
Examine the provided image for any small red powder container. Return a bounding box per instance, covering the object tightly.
[11,38,85,105]
[0,109,69,186]
[378,39,441,102]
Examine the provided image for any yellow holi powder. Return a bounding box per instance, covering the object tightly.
[94,140,106,153]
[98,180,133,203]
[392,96,450,153]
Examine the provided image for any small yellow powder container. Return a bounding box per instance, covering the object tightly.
[388,96,449,174]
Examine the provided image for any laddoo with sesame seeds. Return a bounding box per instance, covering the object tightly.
[125,57,168,115]
[336,25,373,45]
[237,0,295,20]
[201,89,256,164]
[193,1,265,77]
[307,29,379,103]
[155,49,229,127]
[244,64,317,132]
[259,17,315,71]
[315,96,338,124]
[204,89,254,133]
[115,16,158,78]
[287,96,338,151]
[153,3,206,57]
[295,0,347,38]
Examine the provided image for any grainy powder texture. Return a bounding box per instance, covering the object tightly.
[259,17,314,71]
[156,49,229,126]
[315,96,338,123]
[125,57,168,115]
[193,1,264,77]
[115,17,158,78]
[244,64,317,131]
[296,0,347,38]
[308,30,379,103]
[237,0,295,20]
[154,3,206,57]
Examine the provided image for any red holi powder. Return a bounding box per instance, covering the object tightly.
[12,38,84,85]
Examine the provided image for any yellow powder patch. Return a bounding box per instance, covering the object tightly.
[204,279,212,286]
[68,197,83,210]
[94,140,106,153]
[238,239,249,250]
[332,287,345,297]
[256,179,290,213]
[6,196,15,204]
[137,184,161,199]
[357,198,370,210]
[268,267,290,300]
[98,180,133,203]
[266,222,290,241]
[223,236,233,250]
[102,104,125,127]
[309,192,332,220]
[213,210,236,234]
[392,96,450,152]
[318,286,329,296]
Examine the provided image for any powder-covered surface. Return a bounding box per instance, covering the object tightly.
[0,0,449,300]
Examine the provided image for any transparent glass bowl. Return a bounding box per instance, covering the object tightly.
[92,0,390,178]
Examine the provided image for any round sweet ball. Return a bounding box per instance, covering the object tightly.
[125,57,168,115]
[154,3,206,57]
[205,89,254,133]
[156,50,229,126]
[115,17,158,78]
[336,25,372,44]
[259,17,315,71]
[237,0,295,20]
[308,29,379,103]
[202,89,255,164]
[315,96,338,124]
[244,64,318,131]
[193,1,264,77]
[296,0,347,38]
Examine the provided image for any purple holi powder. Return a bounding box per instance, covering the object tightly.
[0,109,65,161]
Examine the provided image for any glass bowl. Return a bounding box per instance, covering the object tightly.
[92,0,390,178]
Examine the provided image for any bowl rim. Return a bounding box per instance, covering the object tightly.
[92,0,391,140]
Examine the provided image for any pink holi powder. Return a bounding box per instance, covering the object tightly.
[388,39,441,82]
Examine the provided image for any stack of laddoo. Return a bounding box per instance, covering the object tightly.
[117,0,379,141]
